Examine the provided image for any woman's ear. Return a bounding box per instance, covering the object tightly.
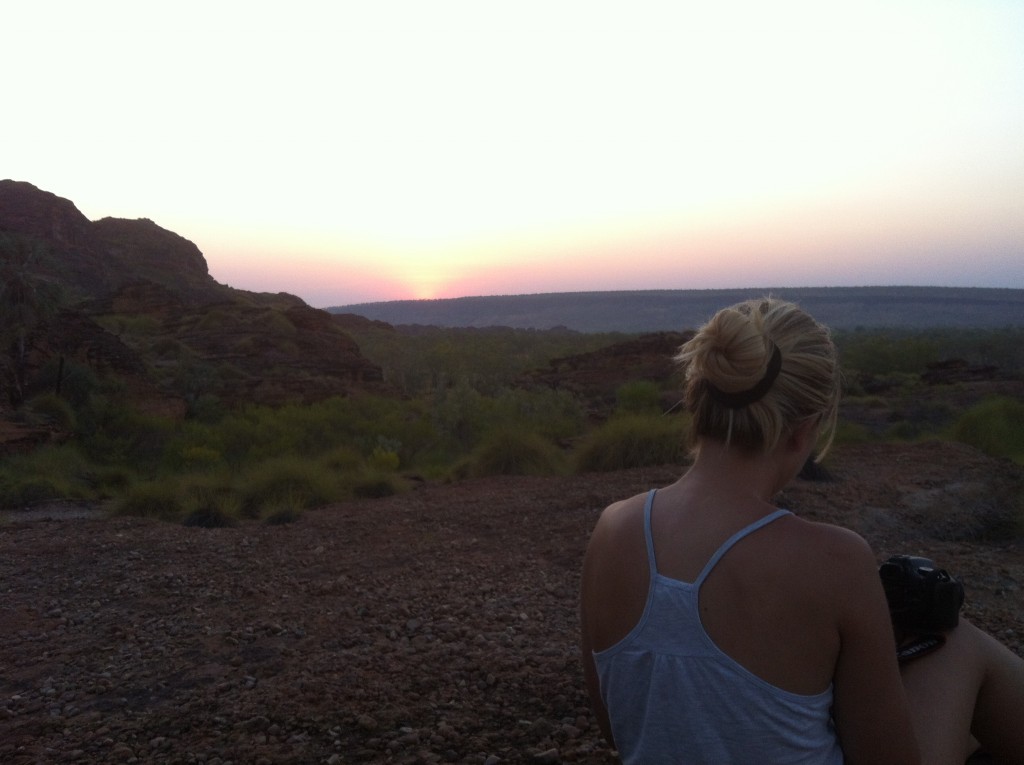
[788,417,821,456]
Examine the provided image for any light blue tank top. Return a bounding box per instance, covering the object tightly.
[593,490,844,764]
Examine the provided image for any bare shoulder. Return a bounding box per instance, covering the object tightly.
[589,491,649,544]
[583,489,655,584]
[774,516,881,594]
[582,491,654,651]
[784,515,876,564]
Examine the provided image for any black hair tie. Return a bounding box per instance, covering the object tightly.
[706,344,783,409]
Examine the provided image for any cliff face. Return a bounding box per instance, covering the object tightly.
[92,216,212,295]
[0,180,385,431]
[0,181,94,247]
[0,180,113,298]
[0,180,220,302]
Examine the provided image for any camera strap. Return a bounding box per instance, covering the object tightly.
[896,633,946,664]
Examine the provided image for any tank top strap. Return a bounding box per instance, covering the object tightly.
[694,508,792,586]
[642,489,659,578]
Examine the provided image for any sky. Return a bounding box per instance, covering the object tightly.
[4,1,1023,307]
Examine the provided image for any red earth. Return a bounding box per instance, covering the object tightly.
[1,440,1022,764]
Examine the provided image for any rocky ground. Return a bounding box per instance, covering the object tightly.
[1,441,1022,764]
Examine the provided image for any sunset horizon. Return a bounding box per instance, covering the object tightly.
[5,1,1022,307]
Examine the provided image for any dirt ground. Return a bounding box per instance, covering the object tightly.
[1,441,1022,764]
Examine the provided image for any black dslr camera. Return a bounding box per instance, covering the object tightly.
[879,555,964,632]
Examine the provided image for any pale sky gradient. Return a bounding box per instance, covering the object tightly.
[5,1,1023,306]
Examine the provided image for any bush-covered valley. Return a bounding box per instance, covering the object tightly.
[3,319,1023,537]
[2,180,1022,527]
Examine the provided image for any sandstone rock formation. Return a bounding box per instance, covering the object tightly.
[0,180,385,433]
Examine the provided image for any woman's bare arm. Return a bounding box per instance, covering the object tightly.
[579,509,618,748]
[828,528,920,765]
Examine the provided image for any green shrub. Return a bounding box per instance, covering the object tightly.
[318,445,364,472]
[486,388,584,442]
[836,332,940,376]
[179,473,236,508]
[832,420,872,446]
[950,397,1024,463]
[367,446,400,472]
[0,445,93,507]
[349,470,408,499]
[574,414,688,473]
[78,395,174,469]
[189,395,434,467]
[24,393,76,431]
[238,457,343,516]
[177,445,223,471]
[461,428,565,478]
[615,381,664,415]
[89,465,136,496]
[176,481,242,527]
[0,476,63,507]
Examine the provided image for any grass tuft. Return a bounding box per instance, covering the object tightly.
[949,397,1024,464]
[238,456,343,516]
[460,428,565,478]
[349,471,407,499]
[573,414,687,473]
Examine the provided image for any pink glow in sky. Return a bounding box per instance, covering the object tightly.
[4,1,1023,307]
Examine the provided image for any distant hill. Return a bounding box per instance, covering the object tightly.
[330,287,1024,332]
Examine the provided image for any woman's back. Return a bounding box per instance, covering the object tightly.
[580,439,920,764]
[584,482,853,763]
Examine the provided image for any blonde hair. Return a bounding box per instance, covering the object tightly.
[675,298,840,457]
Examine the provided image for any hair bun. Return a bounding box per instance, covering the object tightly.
[698,307,775,394]
[675,297,840,457]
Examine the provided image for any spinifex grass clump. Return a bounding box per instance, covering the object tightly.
[0,444,96,508]
[574,414,688,473]
[455,427,566,478]
[319,445,365,471]
[950,397,1024,464]
[237,456,345,518]
[615,381,665,416]
[348,471,407,499]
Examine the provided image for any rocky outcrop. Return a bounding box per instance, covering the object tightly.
[82,284,387,408]
[0,180,94,249]
[0,181,112,298]
[92,216,215,299]
[0,180,386,419]
[331,312,396,333]
[0,180,222,303]
[519,331,694,415]
[922,358,1000,385]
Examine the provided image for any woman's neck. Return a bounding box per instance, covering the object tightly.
[682,440,793,506]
